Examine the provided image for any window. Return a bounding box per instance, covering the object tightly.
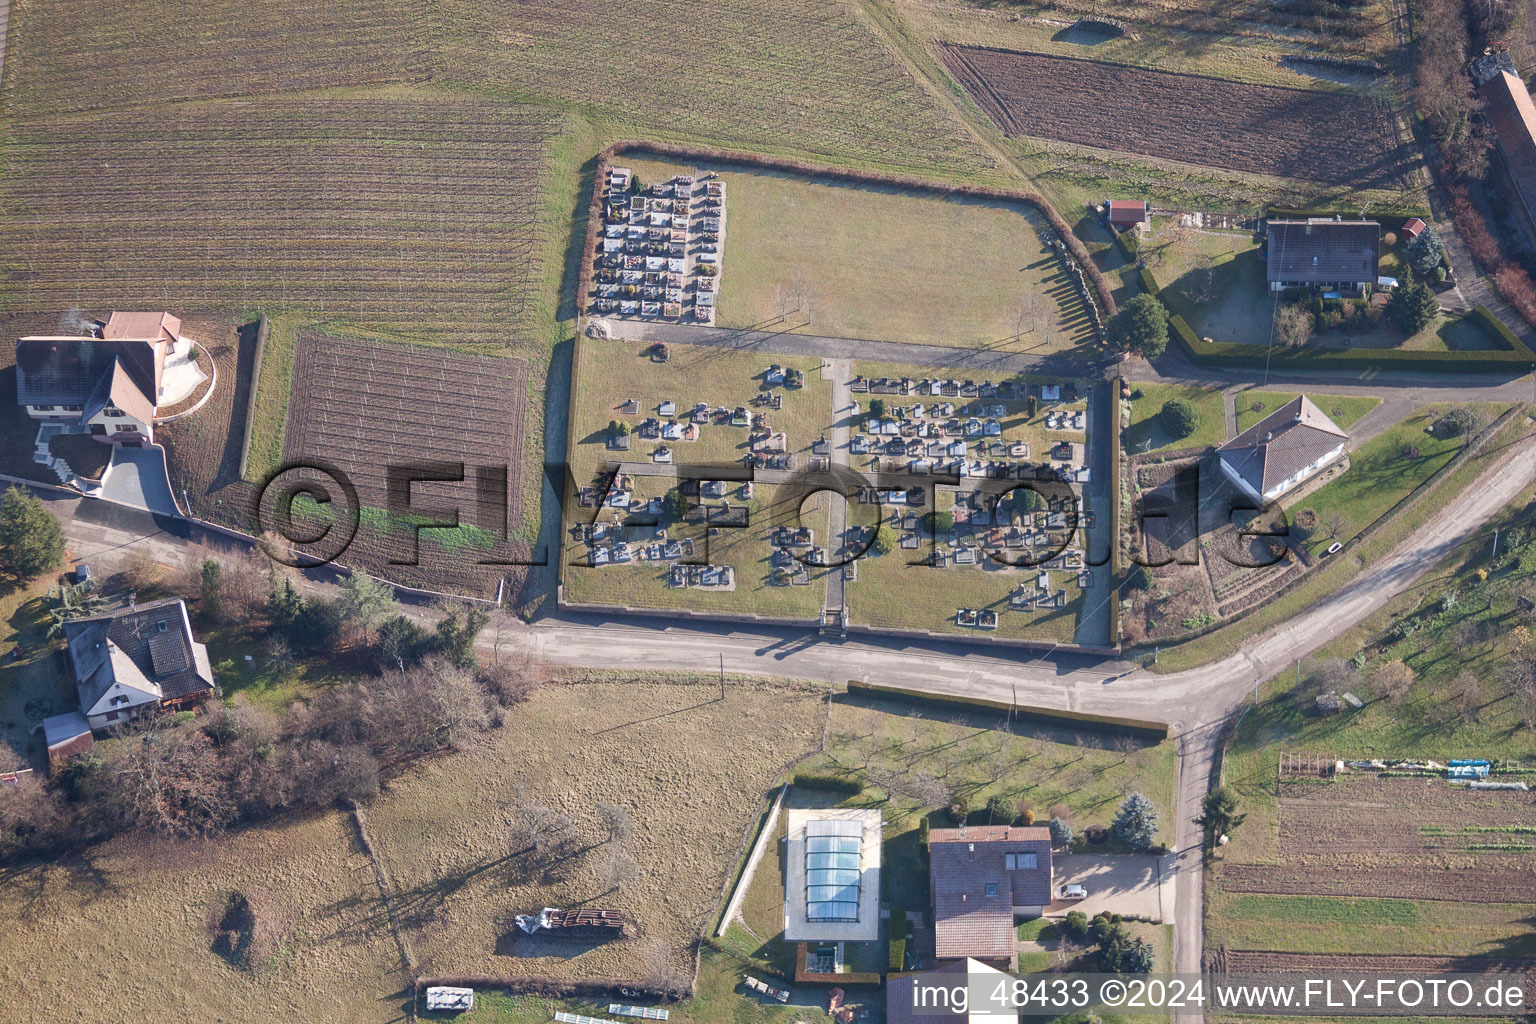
[89,424,107,435]
[984,883,997,897]
[114,424,137,432]
[1005,852,1038,870]
[32,404,54,412]
[111,695,129,707]
[63,405,82,412]
[156,621,168,633]
[104,406,123,417]
[105,711,119,722]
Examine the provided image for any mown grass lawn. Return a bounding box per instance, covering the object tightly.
[1124,381,1227,453]
[615,157,1094,350]
[1292,409,1467,557]
[1234,392,1382,434]
[1206,894,1536,956]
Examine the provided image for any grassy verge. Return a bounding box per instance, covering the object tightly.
[1234,392,1382,434]
[1206,894,1536,956]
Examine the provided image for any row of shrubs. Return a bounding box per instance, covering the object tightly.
[1141,268,1536,371]
[791,771,865,794]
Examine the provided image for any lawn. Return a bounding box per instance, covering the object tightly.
[1206,894,1536,956]
[613,157,1095,350]
[1123,381,1226,454]
[365,674,828,983]
[1290,409,1469,557]
[1233,392,1382,434]
[0,811,403,1024]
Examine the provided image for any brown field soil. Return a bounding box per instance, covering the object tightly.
[1219,951,1536,975]
[1220,863,1536,904]
[0,812,404,1024]
[1217,774,1536,903]
[157,316,262,527]
[1272,776,1536,860]
[364,677,827,980]
[0,99,564,343]
[938,45,1409,188]
[279,332,529,596]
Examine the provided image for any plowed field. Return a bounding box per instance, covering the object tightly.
[1219,950,1536,975]
[939,45,1409,188]
[280,333,529,595]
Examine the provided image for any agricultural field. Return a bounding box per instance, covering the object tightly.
[607,157,1093,350]
[894,0,1396,90]
[0,98,567,345]
[364,676,828,982]
[1122,382,1227,454]
[1,0,431,117]
[939,46,1410,189]
[278,332,531,596]
[433,0,997,179]
[1233,392,1382,435]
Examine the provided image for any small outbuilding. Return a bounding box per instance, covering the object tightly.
[42,712,94,769]
[1106,200,1149,230]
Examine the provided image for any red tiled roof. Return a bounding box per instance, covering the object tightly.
[1479,71,1536,225]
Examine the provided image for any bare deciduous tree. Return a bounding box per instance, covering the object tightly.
[1274,303,1314,348]
[598,802,633,843]
[1374,659,1416,704]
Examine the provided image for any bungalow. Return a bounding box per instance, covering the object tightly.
[64,599,216,731]
[1265,219,1379,293]
[1217,395,1348,503]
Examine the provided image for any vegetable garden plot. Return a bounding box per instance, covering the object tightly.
[0,100,563,343]
[939,45,1411,188]
[280,333,529,595]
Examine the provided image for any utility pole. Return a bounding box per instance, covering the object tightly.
[719,653,726,702]
[1493,527,1500,561]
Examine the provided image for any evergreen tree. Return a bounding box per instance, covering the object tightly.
[0,485,63,580]
[1388,282,1438,334]
[1195,785,1247,844]
[1112,792,1159,851]
[1108,294,1169,358]
[1049,816,1074,846]
[1406,226,1445,276]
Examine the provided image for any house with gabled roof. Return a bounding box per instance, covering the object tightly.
[1216,396,1348,503]
[15,311,185,445]
[63,598,216,731]
[929,824,1053,969]
[1472,53,1536,237]
[1265,219,1380,293]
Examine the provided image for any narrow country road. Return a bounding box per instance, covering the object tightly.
[38,427,1536,995]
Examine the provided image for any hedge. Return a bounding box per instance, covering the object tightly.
[888,938,907,972]
[1114,229,1140,262]
[1140,268,1536,372]
[845,681,1169,739]
[792,771,865,795]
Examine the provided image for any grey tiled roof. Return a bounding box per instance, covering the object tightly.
[15,337,160,420]
[1266,220,1379,284]
[64,598,213,710]
[1217,396,1347,497]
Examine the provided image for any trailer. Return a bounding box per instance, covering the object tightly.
[513,907,637,940]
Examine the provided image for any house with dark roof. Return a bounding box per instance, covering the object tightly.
[886,959,1017,1024]
[1265,219,1380,294]
[62,598,216,731]
[14,312,182,445]
[929,825,1053,969]
[1216,396,1348,504]
[1471,54,1536,237]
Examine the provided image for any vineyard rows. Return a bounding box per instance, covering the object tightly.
[940,45,1410,188]
[4,0,431,117]
[0,101,563,341]
[434,0,997,176]
[282,333,529,593]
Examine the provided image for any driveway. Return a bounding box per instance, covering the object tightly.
[1045,852,1170,923]
[100,445,180,517]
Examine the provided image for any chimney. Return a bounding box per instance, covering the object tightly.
[1265,431,1273,443]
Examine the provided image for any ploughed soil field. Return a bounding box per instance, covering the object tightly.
[938,45,1409,188]
[278,332,529,596]
[1227,775,1536,903]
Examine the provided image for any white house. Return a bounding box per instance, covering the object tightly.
[64,598,216,731]
[1217,396,1348,504]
